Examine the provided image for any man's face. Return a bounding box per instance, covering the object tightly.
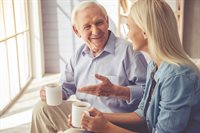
[73,5,109,52]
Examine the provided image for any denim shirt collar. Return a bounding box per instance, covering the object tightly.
[149,61,170,82]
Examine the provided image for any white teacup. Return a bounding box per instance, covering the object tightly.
[45,83,62,106]
[71,101,91,128]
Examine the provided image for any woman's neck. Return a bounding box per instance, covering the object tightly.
[147,53,162,67]
[152,57,162,68]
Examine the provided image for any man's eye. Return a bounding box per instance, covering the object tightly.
[97,21,103,25]
[83,26,90,30]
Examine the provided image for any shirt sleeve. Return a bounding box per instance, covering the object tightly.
[60,54,77,100]
[125,46,147,107]
[155,74,195,133]
[134,93,146,119]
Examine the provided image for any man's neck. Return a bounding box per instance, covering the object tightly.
[91,31,111,57]
[91,48,104,57]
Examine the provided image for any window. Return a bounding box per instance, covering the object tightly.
[0,0,31,113]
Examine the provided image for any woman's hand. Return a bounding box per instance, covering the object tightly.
[81,108,110,132]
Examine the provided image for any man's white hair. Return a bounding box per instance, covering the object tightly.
[71,0,108,25]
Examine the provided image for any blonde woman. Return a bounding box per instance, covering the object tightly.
[80,0,200,132]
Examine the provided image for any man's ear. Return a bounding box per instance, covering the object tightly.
[143,32,148,39]
[72,25,81,38]
[106,16,109,25]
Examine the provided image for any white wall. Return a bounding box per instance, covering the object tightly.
[183,0,200,59]
[42,0,75,73]
[29,0,45,78]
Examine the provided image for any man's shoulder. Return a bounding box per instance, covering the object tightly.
[115,36,131,45]
[109,31,131,46]
[75,44,86,54]
[69,44,86,61]
[114,36,132,51]
[114,36,142,54]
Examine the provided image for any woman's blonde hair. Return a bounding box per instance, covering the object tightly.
[130,0,198,71]
[71,1,108,25]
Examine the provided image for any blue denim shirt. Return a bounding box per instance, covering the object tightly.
[61,31,147,113]
[135,61,200,133]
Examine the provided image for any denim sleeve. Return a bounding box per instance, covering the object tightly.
[60,55,77,100]
[134,95,145,119]
[155,75,195,133]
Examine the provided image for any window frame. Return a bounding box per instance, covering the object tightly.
[0,0,32,114]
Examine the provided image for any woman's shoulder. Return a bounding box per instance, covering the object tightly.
[156,62,200,83]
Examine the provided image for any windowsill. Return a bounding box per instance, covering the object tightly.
[0,73,60,131]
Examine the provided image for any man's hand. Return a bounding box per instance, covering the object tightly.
[67,114,73,128]
[40,87,46,102]
[78,74,130,100]
[78,74,114,97]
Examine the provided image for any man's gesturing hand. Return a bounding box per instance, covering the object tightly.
[78,74,114,97]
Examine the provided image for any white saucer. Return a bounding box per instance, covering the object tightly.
[63,128,84,133]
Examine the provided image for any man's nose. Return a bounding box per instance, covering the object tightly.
[91,25,100,35]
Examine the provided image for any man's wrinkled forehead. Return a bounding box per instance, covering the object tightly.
[75,5,107,26]
[77,5,106,18]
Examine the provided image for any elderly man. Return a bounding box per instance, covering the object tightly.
[31,1,147,133]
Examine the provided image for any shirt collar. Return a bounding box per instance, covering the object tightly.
[82,30,116,56]
[150,61,170,82]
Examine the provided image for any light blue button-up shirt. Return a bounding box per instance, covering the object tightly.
[61,31,147,113]
[135,61,200,133]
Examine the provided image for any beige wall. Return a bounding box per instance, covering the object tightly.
[183,0,200,59]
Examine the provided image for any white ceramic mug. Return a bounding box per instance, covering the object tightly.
[71,101,91,128]
[45,83,62,106]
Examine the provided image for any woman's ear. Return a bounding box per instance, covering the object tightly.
[72,25,81,38]
[143,32,148,39]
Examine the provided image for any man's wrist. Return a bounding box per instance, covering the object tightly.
[62,90,69,100]
[112,85,130,100]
